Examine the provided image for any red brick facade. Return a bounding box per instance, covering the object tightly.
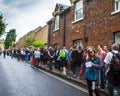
[47,0,120,49]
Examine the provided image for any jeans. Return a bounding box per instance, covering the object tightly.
[86,79,100,96]
[100,66,105,89]
[107,70,120,96]
[35,58,40,67]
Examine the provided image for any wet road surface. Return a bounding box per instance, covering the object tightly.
[0,56,88,96]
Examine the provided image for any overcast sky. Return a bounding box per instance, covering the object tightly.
[0,0,70,41]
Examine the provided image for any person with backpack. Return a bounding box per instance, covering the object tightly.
[104,43,120,96]
[71,46,81,78]
[60,46,69,76]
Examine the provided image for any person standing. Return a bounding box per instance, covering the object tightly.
[85,46,101,96]
[55,47,61,70]
[103,45,109,53]
[97,45,106,89]
[3,49,6,58]
[42,48,49,67]
[68,47,73,72]
[60,46,69,76]
[48,47,55,70]
[34,48,41,68]
[71,46,80,78]
[104,43,120,96]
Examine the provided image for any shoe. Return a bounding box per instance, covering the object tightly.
[113,90,118,95]
[77,76,80,79]
[73,74,77,78]
[62,71,67,76]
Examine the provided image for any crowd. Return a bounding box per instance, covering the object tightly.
[2,43,120,96]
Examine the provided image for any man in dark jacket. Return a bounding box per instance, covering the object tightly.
[48,47,55,70]
[71,46,81,78]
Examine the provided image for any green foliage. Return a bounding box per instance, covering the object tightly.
[0,13,6,37]
[11,41,16,47]
[4,29,17,49]
[24,36,34,47]
[32,41,45,48]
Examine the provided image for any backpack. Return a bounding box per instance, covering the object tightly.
[110,52,120,71]
[71,50,80,62]
[59,50,66,59]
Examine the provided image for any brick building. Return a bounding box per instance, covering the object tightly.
[0,39,4,50]
[47,0,120,49]
[34,25,48,43]
[16,25,48,48]
[16,30,36,48]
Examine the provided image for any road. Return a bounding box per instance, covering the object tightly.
[0,55,88,96]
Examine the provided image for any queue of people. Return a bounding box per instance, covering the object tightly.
[2,43,120,96]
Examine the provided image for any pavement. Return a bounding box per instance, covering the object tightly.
[29,62,108,95]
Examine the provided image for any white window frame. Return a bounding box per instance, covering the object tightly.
[115,32,120,43]
[73,40,83,49]
[111,0,120,15]
[74,0,83,22]
[54,15,59,31]
[54,43,58,49]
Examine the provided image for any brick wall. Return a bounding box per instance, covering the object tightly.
[48,0,120,50]
[16,25,48,48]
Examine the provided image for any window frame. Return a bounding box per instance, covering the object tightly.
[74,0,83,22]
[114,32,120,43]
[111,0,120,15]
[54,15,59,31]
[53,43,58,49]
[73,39,83,49]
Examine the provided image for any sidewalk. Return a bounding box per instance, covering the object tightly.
[31,63,107,95]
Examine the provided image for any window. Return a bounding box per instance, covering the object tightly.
[74,0,83,21]
[115,32,120,43]
[114,0,120,11]
[73,40,83,49]
[54,15,59,30]
[53,43,58,49]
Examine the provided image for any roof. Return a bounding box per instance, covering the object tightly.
[56,3,70,10]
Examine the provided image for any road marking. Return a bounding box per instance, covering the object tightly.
[38,69,88,94]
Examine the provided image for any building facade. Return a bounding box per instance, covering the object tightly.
[47,0,120,49]
[0,39,4,50]
[16,25,48,48]
[34,25,48,43]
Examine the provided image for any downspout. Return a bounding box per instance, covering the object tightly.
[63,13,66,46]
[48,25,51,46]
[47,21,51,47]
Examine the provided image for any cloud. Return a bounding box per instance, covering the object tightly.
[0,0,70,41]
[1,0,40,8]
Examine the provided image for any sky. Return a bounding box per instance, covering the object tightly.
[0,0,70,41]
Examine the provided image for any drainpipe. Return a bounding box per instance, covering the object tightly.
[47,20,52,47]
[63,13,66,46]
[48,25,51,46]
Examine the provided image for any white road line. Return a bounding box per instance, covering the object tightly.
[38,69,88,94]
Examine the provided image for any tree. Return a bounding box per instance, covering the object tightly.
[0,13,6,37]
[4,29,17,49]
[32,41,46,48]
[24,36,34,47]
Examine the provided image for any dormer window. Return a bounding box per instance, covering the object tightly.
[74,0,83,21]
[54,15,59,31]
